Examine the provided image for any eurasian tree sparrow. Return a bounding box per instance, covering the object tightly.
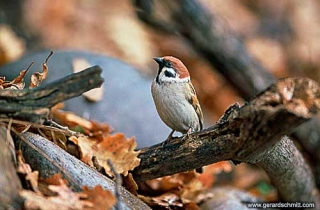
[151,56,204,144]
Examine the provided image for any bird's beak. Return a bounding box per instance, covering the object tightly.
[153,57,163,65]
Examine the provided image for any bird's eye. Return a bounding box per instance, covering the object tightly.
[165,61,172,68]
[164,69,176,78]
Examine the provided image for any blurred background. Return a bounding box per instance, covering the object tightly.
[2,0,320,120]
[1,0,320,202]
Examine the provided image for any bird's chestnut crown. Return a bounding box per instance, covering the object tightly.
[154,56,190,83]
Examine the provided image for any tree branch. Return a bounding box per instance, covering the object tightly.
[258,136,320,205]
[0,65,104,122]
[132,77,320,182]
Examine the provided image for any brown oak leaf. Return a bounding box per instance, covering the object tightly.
[69,133,140,177]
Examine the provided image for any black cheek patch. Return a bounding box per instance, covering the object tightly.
[164,70,176,78]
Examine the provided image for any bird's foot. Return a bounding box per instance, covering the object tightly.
[161,130,175,148]
[181,127,192,141]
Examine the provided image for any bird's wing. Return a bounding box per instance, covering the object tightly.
[187,83,204,130]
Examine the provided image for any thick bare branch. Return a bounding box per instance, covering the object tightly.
[132,77,320,182]
[0,65,104,122]
[258,136,320,205]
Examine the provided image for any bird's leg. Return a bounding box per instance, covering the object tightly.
[182,127,192,141]
[162,129,175,147]
[187,127,192,136]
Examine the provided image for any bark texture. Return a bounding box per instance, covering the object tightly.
[258,136,320,205]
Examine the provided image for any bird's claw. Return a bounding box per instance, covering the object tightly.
[161,128,193,147]
[182,127,192,141]
[161,130,175,148]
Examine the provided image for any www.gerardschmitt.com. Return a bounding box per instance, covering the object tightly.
[246,202,315,209]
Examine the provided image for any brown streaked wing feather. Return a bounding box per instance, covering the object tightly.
[187,83,204,130]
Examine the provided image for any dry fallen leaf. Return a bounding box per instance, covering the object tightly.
[197,161,233,188]
[1,51,51,90]
[69,133,140,177]
[139,171,204,207]
[8,69,28,89]
[51,103,111,141]
[43,174,68,186]
[139,192,198,209]
[1,62,33,89]
[38,128,68,151]
[48,180,93,209]
[21,190,68,210]
[151,193,183,208]
[143,171,197,194]
[16,150,40,193]
[82,186,116,210]
[180,178,205,204]
[0,76,5,89]
[122,173,139,196]
[30,51,52,88]
[20,180,94,210]
[38,175,116,209]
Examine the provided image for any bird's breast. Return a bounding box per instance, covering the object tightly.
[151,81,200,133]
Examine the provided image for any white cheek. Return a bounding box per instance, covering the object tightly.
[163,67,176,76]
[158,67,179,83]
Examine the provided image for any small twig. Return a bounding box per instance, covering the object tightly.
[6,119,16,164]
[0,118,80,137]
[25,61,35,72]
[45,119,79,137]
[45,51,54,63]
[107,159,123,210]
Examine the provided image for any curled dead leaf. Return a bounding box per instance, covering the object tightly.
[43,174,68,186]
[197,161,233,188]
[69,133,140,177]
[30,51,52,88]
[82,186,116,210]
[16,151,40,193]
[51,103,111,141]
[0,62,33,89]
[122,173,139,196]
[20,180,94,210]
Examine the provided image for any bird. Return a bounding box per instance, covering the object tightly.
[151,56,204,145]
